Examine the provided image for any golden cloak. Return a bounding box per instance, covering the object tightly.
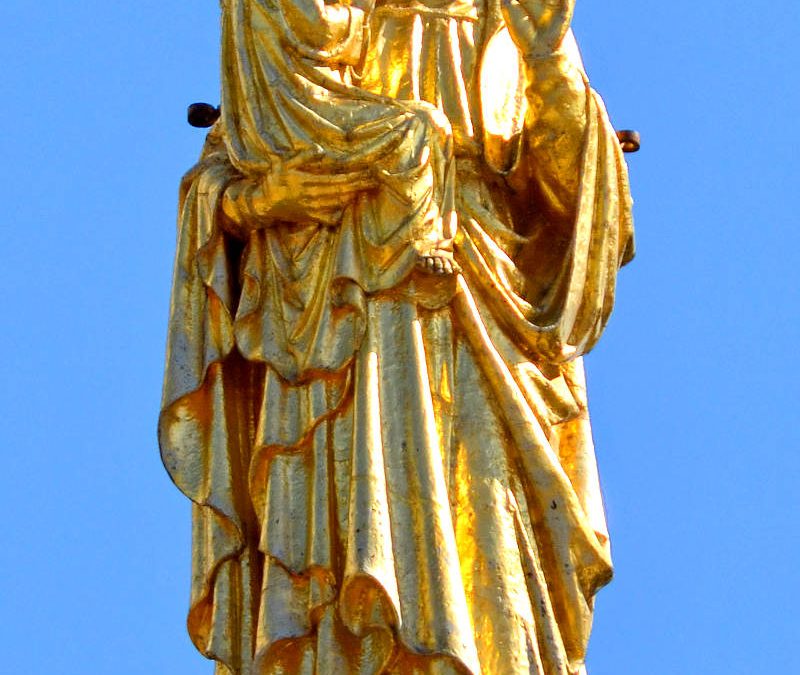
[160,0,634,672]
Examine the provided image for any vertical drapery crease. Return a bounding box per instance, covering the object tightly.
[161,0,634,672]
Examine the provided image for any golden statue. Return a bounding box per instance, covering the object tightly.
[159,0,635,671]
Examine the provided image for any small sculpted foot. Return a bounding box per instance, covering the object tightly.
[417,250,460,275]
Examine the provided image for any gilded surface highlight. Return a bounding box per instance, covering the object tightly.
[160,0,634,672]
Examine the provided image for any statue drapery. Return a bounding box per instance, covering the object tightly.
[159,0,634,672]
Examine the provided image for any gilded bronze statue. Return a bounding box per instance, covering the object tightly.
[160,0,635,671]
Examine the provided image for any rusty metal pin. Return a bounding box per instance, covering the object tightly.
[188,103,221,128]
[616,130,641,153]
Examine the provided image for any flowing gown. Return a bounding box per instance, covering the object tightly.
[159,0,635,672]
[221,0,457,287]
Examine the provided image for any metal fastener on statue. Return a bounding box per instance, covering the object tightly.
[187,103,220,128]
[186,102,641,155]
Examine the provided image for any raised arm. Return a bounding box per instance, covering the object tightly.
[495,0,634,356]
[500,0,588,219]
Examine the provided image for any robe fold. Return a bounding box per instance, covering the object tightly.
[160,1,634,672]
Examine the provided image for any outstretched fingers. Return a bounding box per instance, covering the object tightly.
[501,0,575,56]
[501,0,536,51]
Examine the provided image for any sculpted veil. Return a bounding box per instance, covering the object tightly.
[159,0,635,672]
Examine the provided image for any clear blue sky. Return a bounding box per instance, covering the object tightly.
[1,2,798,673]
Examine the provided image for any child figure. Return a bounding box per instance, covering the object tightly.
[220,0,458,279]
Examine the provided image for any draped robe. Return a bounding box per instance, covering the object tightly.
[159,0,634,672]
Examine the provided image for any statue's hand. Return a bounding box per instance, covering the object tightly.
[501,0,575,60]
[261,147,378,226]
[224,146,378,230]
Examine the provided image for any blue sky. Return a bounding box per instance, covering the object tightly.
[1,1,798,673]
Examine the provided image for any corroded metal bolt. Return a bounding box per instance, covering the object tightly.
[188,103,221,128]
[617,130,641,153]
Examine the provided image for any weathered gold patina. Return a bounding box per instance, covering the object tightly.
[160,0,634,671]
